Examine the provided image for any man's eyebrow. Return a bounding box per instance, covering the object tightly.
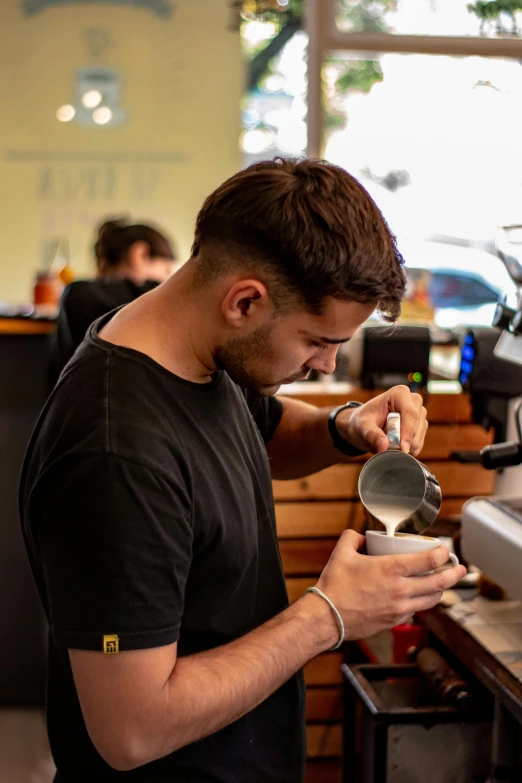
[299,330,352,344]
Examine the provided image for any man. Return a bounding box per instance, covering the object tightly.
[20,158,465,782]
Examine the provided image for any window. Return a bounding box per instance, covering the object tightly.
[323,51,522,243]
[237,1,522,327]
[310,0,522,328]
[335,0,522,39]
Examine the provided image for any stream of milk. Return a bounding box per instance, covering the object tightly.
[365,503,414,536]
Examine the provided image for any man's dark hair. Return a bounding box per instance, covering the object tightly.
[192,157,406,321]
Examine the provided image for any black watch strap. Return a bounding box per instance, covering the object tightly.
[328,401,367,457]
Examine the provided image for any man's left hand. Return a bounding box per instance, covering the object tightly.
[335,386,428,457]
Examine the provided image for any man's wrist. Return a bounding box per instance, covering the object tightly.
[328,401,367,457]
[294,590,340,653]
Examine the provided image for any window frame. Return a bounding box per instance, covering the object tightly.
[306,0,522,156]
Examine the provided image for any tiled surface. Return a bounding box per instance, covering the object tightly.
[447,595,522,682]
[466,597,522,624]
[0,709,55,783]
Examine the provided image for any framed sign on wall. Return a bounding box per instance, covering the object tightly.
[23,0,174,18]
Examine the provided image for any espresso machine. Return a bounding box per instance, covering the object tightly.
[460,226,522,601]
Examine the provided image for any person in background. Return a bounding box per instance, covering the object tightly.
[50,218,176,383]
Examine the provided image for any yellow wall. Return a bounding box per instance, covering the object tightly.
[0,0,242,302]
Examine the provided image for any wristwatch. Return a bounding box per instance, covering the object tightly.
[328,400,367,457]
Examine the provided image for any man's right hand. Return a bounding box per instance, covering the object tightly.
[310,530,467,642]
[69,530,466,772]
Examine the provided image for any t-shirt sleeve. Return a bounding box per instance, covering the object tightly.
[35,452,193,652]
[242,389,284,444]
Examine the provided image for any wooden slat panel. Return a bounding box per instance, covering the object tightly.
[304,653,344,685]
[438,497,466,518]
[275,502,357,538]
[276,498,467,541]
[279,498,467,574]
[348,503,368,533]
[280,538,337,574]
[429,462,495,496]
[305,760,342,783]
[282,389,473,424]
[418,424,491,459]
[273,462,494,501]
[273,464,361,501]
[287,577,315,603]
[426,393,473,424]
[306,687,343,721]
[306,724,343,758]
[344,423,492,462]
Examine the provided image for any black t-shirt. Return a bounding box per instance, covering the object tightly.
[20,313,306,783]
[50,278,159,385]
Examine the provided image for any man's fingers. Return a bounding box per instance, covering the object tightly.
[390,387,423,453]
[339,528,367,552]
[344,387,428,455]
[362,426,389,454]
[404,563,467,597]
[391,545,458,578]
[394,564,468,621]
[396,594,442,625]
[407,592,444,615]
[409,409,428,457]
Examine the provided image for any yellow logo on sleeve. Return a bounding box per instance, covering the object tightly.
[103,634,120,654]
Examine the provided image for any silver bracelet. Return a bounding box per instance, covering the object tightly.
[306,586,345,651]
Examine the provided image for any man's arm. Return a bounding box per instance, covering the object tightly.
[267,385,428,480]
[71,593,334,771]
[70,534,465,771]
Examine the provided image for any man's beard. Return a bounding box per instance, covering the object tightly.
[215,324,306,394]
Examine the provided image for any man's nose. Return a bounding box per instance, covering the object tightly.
[307,346,338,375]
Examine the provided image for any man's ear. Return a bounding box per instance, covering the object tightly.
[221,279,270,328]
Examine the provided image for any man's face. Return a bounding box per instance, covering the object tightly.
[216,297,375,395]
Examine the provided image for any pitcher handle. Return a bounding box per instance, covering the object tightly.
[386,412,401,451]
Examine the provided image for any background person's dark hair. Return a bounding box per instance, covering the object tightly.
[95,218,175,275]
[192,157,406,321]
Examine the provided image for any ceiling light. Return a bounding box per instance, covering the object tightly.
[92,106,112,125]
[56,104,75,122]
[82,89,103,109]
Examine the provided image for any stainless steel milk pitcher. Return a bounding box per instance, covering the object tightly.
[358,412,442,535]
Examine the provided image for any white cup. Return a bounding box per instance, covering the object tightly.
[366,530,458,572]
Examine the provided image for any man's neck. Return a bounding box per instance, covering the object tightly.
[98,259,219,384]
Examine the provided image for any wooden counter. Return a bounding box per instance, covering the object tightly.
[421,605,522,721]
[275,386,495,772]
[0,317,55,335]
[420,605,522,781]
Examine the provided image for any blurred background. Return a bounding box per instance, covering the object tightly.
[2,0,522,324]
[3,1,522,782]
